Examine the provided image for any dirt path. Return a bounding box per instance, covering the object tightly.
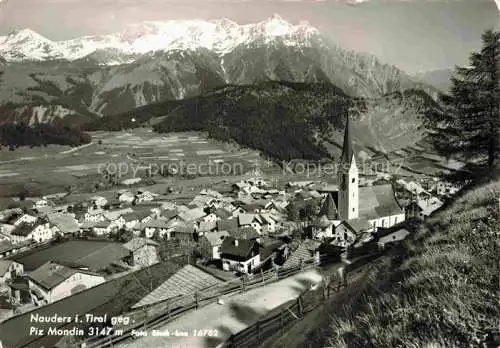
[117,269,323,348]
[257,266,371,348]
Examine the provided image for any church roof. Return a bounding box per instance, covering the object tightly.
[358,185,404,220]
[340,116,354,165]
[330,184,403,221]
[319,193,338,220]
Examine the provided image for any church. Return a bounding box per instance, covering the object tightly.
[312,117,405,246]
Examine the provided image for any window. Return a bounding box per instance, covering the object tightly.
[352,178,355,183]
[395,217,398,223]
[352,208,355,212]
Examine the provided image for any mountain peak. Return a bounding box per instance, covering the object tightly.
[0,16,322,63]
[8,28,47,40]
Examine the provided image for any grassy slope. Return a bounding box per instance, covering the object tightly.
[315,174,499,347]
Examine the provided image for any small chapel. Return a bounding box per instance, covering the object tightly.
[312,117,406,247]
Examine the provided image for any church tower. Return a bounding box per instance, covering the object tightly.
[337,116,359,220]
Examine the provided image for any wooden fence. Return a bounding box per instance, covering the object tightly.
[223,279,326,348]
[222,251,384,348]
[76,256,320,348]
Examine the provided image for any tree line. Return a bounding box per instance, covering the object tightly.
[0,123,91,149]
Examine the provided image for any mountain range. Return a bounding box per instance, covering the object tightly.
[0,15,440,126]
[412,69,454,93]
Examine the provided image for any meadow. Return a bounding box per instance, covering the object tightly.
[0,129,265,198]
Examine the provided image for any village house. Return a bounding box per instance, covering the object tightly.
[118,191,135,204]
[123,237,160,267]
[198,220,218,235]
[89,196,108,209]
[436,181,462,197]
[46,214,80,236]
[332,218,373,248]
[33,199,52,210]
[416,197,444,217]
[0,208,23,223]
[131,264,226,309]
[213,208,232,220]
[0,260,24,288]
[202,212,218,223]
[10,222,57,244]
[217,218,239,233]
[199,231,230,260]
[80,220,113,236]
[257,238,290,270]
[0,241,21,259]
[12,214,38,227]
[122,209,154,231]
[84,208,106,222]
[376,226,411,249]
[220,237,261,274]
[283,239,321,268]
[27,261,105,306]
[405,201,424,220]
[103,208,133,230]
[178,207,206,223]
[140,218,170,239]
[238,214,263,234]
[260,213,283,234]
[135,190,157,203]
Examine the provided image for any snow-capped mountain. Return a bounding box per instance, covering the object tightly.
[0,14,320,63]
[0,14,438,126]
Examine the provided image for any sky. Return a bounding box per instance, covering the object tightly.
[0,0,498,74]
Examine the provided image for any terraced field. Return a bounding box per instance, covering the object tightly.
[0,129,265,197]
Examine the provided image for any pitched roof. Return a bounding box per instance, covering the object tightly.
[123,237,159,252]
[47,214,79,233]
[0,260,13,276]
[213,208,231,219]
[178,207,206,222]
[122,209,152,222]
[102,207,134,221]
[198,220,217,233]
[132,264,225,308]
[11,223,41,237]
[80,220,110,229]
[320,193,338,220]
[217,218,238,232]
[229,227,260,240]
[238,214,257,226]
[11,240,130,272]
[345,218,373,234]
[165,220,192,233]
[27,261,101,291]
[0,261,182,348]
[162,209,179,220]
[283,239,320,267]
[203,231,230,247]
[141,218,170,229]
[358,185,404,220]
[340,116,354,165]
[220,237,258,259]
[315,214,335,228]
[0,240,16,254]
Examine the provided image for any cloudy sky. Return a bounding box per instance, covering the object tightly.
[0,0,498,73]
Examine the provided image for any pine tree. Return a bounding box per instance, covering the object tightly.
[429,30,499,169]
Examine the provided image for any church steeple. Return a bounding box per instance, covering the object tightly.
[337,116,359,220]
[340,116,354,166]
[320,193,338,220]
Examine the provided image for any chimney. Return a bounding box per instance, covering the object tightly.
[234,239,239,247]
